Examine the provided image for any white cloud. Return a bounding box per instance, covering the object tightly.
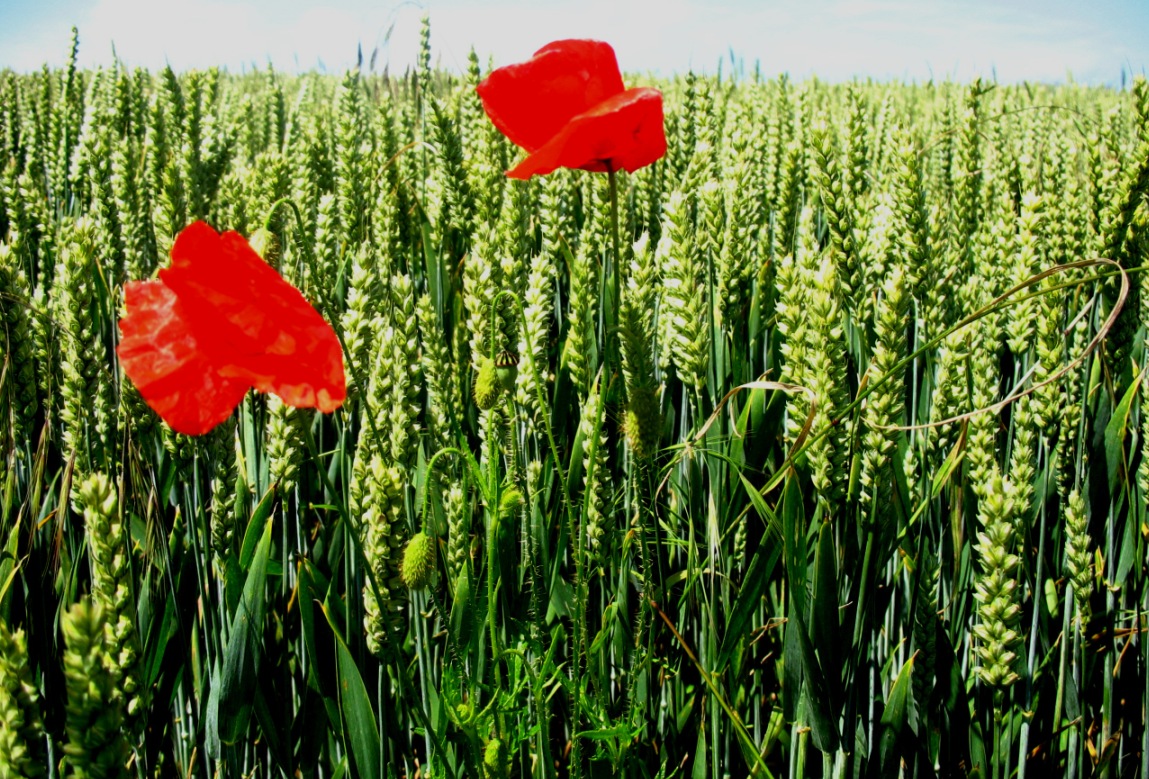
[0,0,1142,84]
[420,0,1140,84]
[80,0,266,71]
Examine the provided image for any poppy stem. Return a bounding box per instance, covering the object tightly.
[419,446,466,531]
[608,166,622,391]
[262,196,312,259]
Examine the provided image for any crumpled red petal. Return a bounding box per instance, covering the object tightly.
[476,39,625,153]
[118,280,250,436]
[117,221,347,436]
[158,222,346,413]
[505,87,666,180]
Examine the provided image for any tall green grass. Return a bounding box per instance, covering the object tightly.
[1,24,1149,778]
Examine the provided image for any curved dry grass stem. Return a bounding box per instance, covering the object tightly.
[656,378,818,503]
[887,257,1126,433]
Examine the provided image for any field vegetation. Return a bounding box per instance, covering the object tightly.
[2,23,1149,779]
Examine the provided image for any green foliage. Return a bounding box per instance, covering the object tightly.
[2,29,1148,779]
[401,531,437,590]
[61,599,130,779]
[0,623,45,778]
[473,354,500,410]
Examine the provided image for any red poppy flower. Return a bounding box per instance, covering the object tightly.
[118,221,346,436]
[476,39,666,180]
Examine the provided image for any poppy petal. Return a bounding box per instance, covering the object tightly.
[505,87,666,180]
[117,280,250,436]
[476,39,625,153]
[158,222,347,413]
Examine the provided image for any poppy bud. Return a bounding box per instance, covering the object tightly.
[498,486,523,521]
[401,531,437,590]
[483,738,508,779]
[247,228,281,269]
[474,356,501,410]
[495,349,519,393]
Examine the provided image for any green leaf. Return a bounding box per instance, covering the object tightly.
[790,605,840,752]
[253,684,292,772]
[565,419,588,502]
[1043,577,1060,620]
[143,581,181,690]
[239,484,277,570]
[205,657,223,759]
[0,520,21,612]
[735,386,786,471]
[930,437,965,500]
[781,472,807,616]
[240,394,260,489]
[1104,369,1140,492]
[890,432,913,526]
[299,560,343,735]
[590,602,615,657]
[298,560,327,679]
[781,472,808,726]
[811,520,840,707]
[691,721,707,779]
[935,607,980,772]
[906,434,965,528]
[739,471,781,538]
[449,569,475,653]
[547,575,576,622]
[422,218,442,317]
[207,513,273,756]
[887,656,918,730]
[879,656,917,774]
[782,601,802,724]
[329,607,382,779]
[1116,501,1138,586]
[575,722,634,741]
[717,473,782,670]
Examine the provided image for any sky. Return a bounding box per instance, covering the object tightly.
[0,0,1146,86]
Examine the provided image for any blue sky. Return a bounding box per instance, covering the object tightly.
[1,0,1146,85]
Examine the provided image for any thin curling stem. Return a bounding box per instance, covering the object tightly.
[491,290,570,503]
[419,446,466,530]
[497,286,586,776]
[490,288,519,361]
[262,196,311,255]
[488,294,500,362]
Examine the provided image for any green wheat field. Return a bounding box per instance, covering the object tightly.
[2,23,1149,779]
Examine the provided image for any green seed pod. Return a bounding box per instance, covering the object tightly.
[401,531,437,590]
[474,356,501,410]
[483,738,508,779]
[498,486,523,522]
[247,227,280,268]
[495,349,519,394]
